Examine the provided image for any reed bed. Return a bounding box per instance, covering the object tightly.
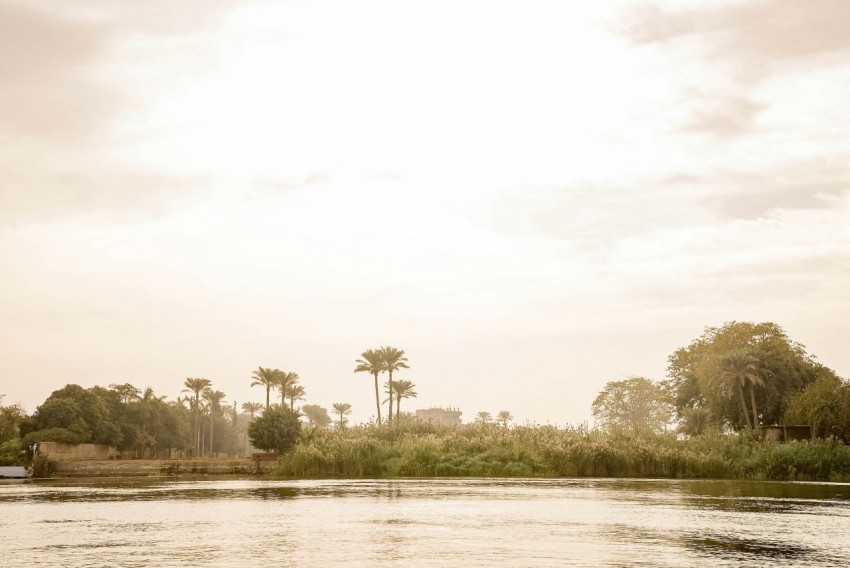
[274,422,850,481]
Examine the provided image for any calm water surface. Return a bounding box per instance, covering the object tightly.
[2,478,849,567]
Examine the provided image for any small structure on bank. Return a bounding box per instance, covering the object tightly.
[759,425,812,442]
[416,407,462,426]
[0,466,27,478]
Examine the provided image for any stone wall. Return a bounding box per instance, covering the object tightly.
[37,442,117,461]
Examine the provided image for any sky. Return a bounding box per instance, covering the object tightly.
[1,0,849,424]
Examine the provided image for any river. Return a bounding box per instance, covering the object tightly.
[2,478,849,566]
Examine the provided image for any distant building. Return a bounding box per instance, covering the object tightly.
[416,407,462,425]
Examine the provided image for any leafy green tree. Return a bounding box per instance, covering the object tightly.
[0,397,26,444]
[355,349,386,425]
[302,404,332,428]
[247,407,302,453]
[663,321,824,427]
[109,383,141,405]
[332,403,352,427]
[496,410,513,427]
[250,367,278,409]
[19,385,122,447]
[592,377,672,434]
[380,346,409,425]
[785,370,850,442]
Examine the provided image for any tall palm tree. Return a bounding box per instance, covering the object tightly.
[202,389,227,457]
[183,377,212,456]
[285,383,306,411]
[496,410,513,427]
[332,403,352,427]
[242,401,263,419]
[380,347,409,425]
[355,349,386,425]
[276,371,300,407]
[680,406,712,436]
[710,349,765,430]
[251,367,278,409]
[475,411,492,424]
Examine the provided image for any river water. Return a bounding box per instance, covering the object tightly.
[2,478,849,567]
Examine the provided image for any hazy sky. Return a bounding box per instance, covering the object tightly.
[2,0,849,424]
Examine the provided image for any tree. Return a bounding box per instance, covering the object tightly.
[679,407,712,437]
[332,403,352,427]
[285,384,306,411]
[19,384,122,447]
[109,383,141,405]
[384,379,416,422]
[242,402,263,419]
[251,367,278,410]
[276,371,300,407]
[247,407,302,454]
[664,321,824,427]
[785,369,850,442]
[302,404,332,428]
[355,349,386,425]
[592,377,672,434]
[202,389,227,456]
[708,350,765,430]
[475,411,492,424]
[380,346,409,425]
[496,411,513,427]
[183,378,212,456]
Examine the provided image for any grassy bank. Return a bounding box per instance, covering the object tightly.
[274,422,850,481]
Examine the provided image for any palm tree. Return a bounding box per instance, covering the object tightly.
[387,379,416,422]
[380,346,409,425]
[183,377,212,456]
[680,406,711,436]
[332,403,352,427]
[276,371,300,407]
[285,383,306,411]
[475,411,492,424]
[302,404,331,428]
[251,367,278,409]
[710,349,765,430]
[202,389,227,457]
[496,410,513,427]
[355,349,386,425]
[242,401,263,419]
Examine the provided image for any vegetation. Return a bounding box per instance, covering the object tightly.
[354,346,411,425]
[248,406,302,453]
[302,404,332,428]
[332,403,352,427]
[592,377,673,434]
[273,421,850,481]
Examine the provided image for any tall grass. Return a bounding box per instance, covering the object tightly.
[274,421,850,481]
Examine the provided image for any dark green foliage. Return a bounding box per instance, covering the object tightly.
[0,399,26,444]
[248,407,302,453]
[30,453,56,478]
[20,385,122,446]
[664,322,826,428]
[0,439,24,466]
[785,372,850,442]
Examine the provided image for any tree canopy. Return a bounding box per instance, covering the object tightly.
[592,377,672,434]
[247,407,302,453]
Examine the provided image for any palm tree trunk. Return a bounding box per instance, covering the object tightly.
[387,370,394,426]
[749,383,759,431]
[209,416,214,457]
[736,381,753,430]
[373,372,382,425]
[265,387,270,409]
[396,393,402,422]
[290,398,294,411]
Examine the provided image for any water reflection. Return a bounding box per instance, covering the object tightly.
[2,478,849,567]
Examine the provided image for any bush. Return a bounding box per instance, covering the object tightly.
[248,407,302,454]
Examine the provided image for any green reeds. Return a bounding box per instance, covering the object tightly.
[273,422,850,481]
